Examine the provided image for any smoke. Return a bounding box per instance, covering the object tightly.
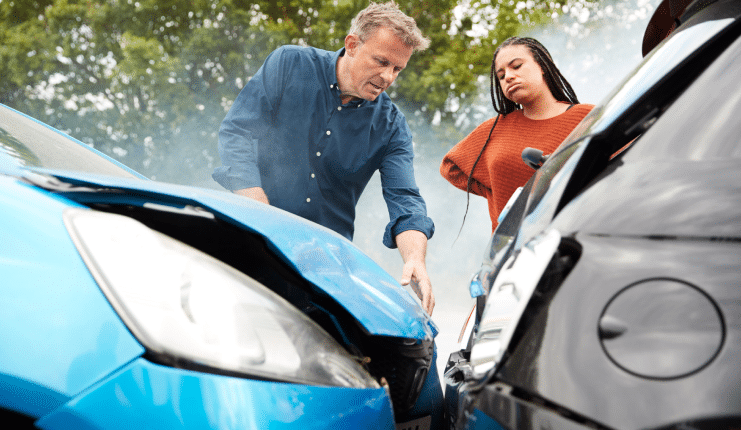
[127,0,654,382]
[353,0,654,379]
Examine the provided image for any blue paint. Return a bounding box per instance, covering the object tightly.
[36,169,438,341]
[0,178,145,417]
[36,359,395,430]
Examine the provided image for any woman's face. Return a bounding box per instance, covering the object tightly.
[494,44,550,106]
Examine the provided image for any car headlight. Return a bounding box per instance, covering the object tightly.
[470,230,561,377]
[63,208,378,389]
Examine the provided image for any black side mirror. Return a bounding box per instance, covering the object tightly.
[522,147,548,170]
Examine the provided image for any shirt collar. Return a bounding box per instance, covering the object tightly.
[329,47,344,89]
[330,47,366,107]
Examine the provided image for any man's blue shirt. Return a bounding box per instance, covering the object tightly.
[213,45,434,248]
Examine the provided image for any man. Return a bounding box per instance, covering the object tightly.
[213,1,436,315]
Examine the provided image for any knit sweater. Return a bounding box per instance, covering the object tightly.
[440,104,594,232]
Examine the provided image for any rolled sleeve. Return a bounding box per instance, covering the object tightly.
[212,145,262,190]
[380,123,435,249]
[382,195,435,248]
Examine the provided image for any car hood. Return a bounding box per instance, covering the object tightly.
[19,167,436,341]
[552,158,741,239]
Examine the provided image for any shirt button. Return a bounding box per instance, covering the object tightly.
[316,152,321,157]
[330,84,334,89]
[326,130,331,135]
[306,198,311,203]
[311,173,315,178]
[337,106,342,111]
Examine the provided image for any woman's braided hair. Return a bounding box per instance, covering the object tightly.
[456,37,579,238]
[490,37,579,115]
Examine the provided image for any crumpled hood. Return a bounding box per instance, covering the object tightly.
[24,168,436,341]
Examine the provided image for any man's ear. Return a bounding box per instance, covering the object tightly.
[345,34,361,56]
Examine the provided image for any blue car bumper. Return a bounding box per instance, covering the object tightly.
[35,359,394,430]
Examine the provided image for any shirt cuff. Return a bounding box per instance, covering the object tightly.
[383,214,435,249]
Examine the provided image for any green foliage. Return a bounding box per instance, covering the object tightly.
[0,0,587,182]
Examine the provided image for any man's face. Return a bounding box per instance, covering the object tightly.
[341,27,413,101]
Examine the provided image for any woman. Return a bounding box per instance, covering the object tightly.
[441,37,594,233]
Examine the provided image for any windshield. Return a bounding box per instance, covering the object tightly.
[594,18,733,134]
[0,105,140,179]
[550,16,735,160]
[622,35,741,163]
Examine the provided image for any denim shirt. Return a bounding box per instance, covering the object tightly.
[213,45,434,248]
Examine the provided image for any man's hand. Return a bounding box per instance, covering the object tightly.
[233,187,270,204]
[396,230,434,316]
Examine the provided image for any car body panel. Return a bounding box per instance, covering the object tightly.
[592,13,734,136]
[497,235,741,429]
[2,103,436,341]
[0,177,146,418]
[552,158,741,238]
[0,104,145,179]
[35,358,395,430]
[467,388,595,430]
[33,169,435,341]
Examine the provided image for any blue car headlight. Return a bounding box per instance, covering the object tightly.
[63,208,379,389]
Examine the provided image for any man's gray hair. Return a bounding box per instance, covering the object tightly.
[349,1,430,51]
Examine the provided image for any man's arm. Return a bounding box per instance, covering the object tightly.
[396,230,434,316]
[213,48,286,197]
[233,187,270,204]
[378,117,435,314]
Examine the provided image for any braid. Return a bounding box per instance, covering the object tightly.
[457,36,580,238]
[455,114,500,242]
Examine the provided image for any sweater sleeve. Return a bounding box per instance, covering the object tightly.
[439,117,497,198]
[439,154,490,197]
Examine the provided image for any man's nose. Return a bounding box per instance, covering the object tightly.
[381,67,395,83]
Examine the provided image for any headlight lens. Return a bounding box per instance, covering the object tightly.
[64,208,378,388]
[470,230,561,377]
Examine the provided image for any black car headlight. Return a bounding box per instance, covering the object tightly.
[64,208,378,389]
[470,230,561,377]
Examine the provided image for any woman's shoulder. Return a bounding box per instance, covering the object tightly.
[571,103,595,116]
[548,103,594,124]
[475,115,502,128]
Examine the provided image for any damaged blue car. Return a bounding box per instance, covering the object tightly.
[0,103,443,430]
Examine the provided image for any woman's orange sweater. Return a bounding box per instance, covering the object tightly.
[440,104,594,232]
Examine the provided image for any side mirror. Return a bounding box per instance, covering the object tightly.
[522,147,548,170]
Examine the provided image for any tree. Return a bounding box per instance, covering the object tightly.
[0,0,587,183]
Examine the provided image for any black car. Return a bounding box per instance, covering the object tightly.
[444,0,741,429]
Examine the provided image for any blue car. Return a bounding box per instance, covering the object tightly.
[0,103,443,429]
